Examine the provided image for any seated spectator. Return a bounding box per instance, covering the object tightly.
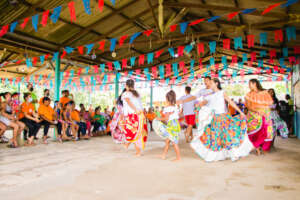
[63,101,78,140]
[80,104,92,137]
[0,92,25,148]
[39,89,50,105]
[54,101,70,141]
[93,106,106,136]
[19,93,41,146]
[60,90,73,107]
[70,102,88,140]
[237,98,245,113]
[0,121,7,142]
[38,97,58,144]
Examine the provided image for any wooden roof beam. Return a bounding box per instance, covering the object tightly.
[164,2,289,19]
[146,0,162,38]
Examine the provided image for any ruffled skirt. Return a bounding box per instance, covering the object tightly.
[119,113,148,149]
[110,105,126,144]
[153,119,181,144]
[247,110,274,151]
[191,108,253,162]
[270,111,288,139]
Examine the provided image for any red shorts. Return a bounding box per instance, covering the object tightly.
[185,114,196,126]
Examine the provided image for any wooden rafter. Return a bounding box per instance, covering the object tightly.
[164,2,289,19]
[146,0,162,38]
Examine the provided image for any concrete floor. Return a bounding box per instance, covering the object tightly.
[0,130,300,200]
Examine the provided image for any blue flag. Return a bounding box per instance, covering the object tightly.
[130,32,141,44]
[32,14,39,32]
[10,21,18,33]
[82,0,91,15]
[50,6,62,23]
[209,41,216,54]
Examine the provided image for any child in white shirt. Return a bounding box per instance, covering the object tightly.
[153,90,181,161]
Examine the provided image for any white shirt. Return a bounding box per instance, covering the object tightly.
[163,106,179,121]
[204,90,226,114]
[178,94,197,116]
[121,91,143,116]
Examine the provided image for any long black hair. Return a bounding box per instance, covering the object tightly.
[268,89,279,109]
[126,79,139,98]
[249,79,264,91]
[0,92,11,99]
[117,88,126,106]
[213,78,222,90]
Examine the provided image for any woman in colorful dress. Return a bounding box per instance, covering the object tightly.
[120,79,147,156]
[245,79,274,155]
[268,89,289,139]
[110,89,126,144]
[153,90,181,161]
[190,78,253,162]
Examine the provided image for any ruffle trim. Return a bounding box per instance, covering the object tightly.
[190,134,254,162]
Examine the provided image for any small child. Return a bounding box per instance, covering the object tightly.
[153,90,181,162]
[93,106,106,136]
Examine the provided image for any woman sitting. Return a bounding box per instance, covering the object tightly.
[19,93,41,146]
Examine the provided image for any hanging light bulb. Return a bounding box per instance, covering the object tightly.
[112,51,117,58]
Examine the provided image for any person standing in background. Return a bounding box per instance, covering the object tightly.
[178,86,197,143]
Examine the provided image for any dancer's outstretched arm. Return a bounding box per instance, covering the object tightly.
[224,93,246,118]
[177,96,196,105]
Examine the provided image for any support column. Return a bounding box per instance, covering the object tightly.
[17,82,20,93]
[54,55,61,101]
[286,79,290,94]
[115,73,119,100]
[150,85,153,108]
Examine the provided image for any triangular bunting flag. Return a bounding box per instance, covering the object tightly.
[227,12,239,20]
[129,32,141,44]
[98,0,104,12]
[82,0,92,15]
[68,1,76,22]
[10,21,18,32]
[261,3,281,15]
[189,18,205,26]
[41,10,49,26]
[119,35,128,47]
[31,14,39,32]
[98,40,105,51]
[20,17,30,29]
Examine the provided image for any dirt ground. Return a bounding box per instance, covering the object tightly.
[1,130,300,200]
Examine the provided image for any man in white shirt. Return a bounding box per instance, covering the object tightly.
[178,86,197,143]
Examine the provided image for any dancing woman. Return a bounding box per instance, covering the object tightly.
[191,78,253,162]
[245,79,274,155]
[120,79,147,156]
[268,89,289,139]
[110,89,126,144]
